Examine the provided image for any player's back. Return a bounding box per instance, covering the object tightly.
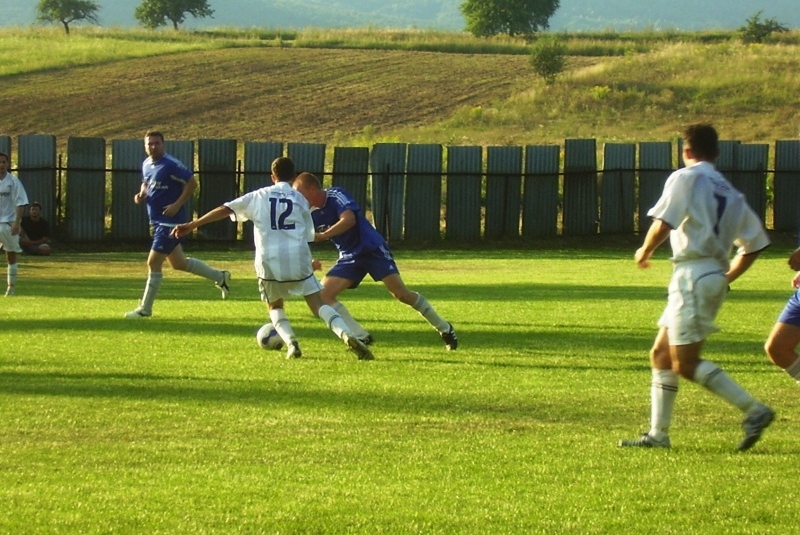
[228,181,315,282]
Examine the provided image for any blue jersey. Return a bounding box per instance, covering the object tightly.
[142,153,193,225]
[312,187,386,258]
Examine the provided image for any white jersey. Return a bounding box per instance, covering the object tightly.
[0,172,29,223]
[225,181,315,282]
[648,161,770,269]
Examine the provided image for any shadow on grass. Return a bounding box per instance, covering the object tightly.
[16,274,789,303]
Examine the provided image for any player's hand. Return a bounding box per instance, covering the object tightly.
[162,203,179,217]
[634,246,652,269]
[134,192,146,204]
[789,248,800,271]
[171,224,191,238]
[311,259,322,271]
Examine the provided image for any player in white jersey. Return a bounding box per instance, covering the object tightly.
[172,157,373,361]
[620,124,774,451]
[0,151,30,296]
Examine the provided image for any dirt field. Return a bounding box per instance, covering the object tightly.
[3,47,539,144]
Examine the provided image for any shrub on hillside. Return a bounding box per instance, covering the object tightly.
[529,36,566,84]
[739,11,788,44]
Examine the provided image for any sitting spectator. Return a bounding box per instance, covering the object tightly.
[20,202,51,256]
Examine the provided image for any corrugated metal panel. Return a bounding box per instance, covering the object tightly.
[0,136,9,156]
[733,144,769,223]
[485,146,522,239]
[287,142,326,178]
[332,147,369,212]
[637,142,672,232]
[563,139,597,236]
[404,144,442,241]
[600,143,635,234]
[198,139,238,240]
[17,135,57,227]
[243,141,283,244]
[522,145,560,238]
[445,145,482,241]
[370,143,407,241]
[111,139,149,241]
[715,140,739,175]
[244,142,282,192]
[66,137,106,241]
[774,140,800,232]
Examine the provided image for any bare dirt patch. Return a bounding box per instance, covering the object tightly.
[3,48,539,144]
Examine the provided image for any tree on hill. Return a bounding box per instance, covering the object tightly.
[36,0,100,35]
[460,0,560,38]
[134,0,214,30]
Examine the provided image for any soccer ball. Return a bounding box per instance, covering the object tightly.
[256,322,284,350]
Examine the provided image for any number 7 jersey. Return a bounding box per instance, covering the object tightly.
[647,160,770,268]
[225,181,315,282]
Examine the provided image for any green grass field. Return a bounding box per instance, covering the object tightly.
[3,245,800,533]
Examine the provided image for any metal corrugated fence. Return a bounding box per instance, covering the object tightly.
[1,134,799,243]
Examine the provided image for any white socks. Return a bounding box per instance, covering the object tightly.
[269,308,296,346]
[186,258,224,282]
[332,302,370,339]
[650,368,678,439]
[412,294,449,332]
[693,360,756,412]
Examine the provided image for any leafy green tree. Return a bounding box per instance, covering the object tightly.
[36,0,100,35]
[739,10,788,44]
[134,0,214,30]
[461,0,560,38]
[529,36,565,84]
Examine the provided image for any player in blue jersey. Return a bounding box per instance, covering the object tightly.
[764,246,800,384]
[172,157,373,360]
[124,131,231,318]
[293,172,457,350]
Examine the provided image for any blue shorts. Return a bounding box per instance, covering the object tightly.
[151,224,183,255]
[777,290,800,327]
[327,245,400,288]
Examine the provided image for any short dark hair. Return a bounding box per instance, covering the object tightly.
[144,131,164,141]
[683,123,719,160]
[0,151,8,161]
[271,157,296,182]
[30,202,42,209]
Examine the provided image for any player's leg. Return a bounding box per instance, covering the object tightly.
[765,322,800,382]
[167,242,231,299]
[1,226,21,296]
[620,327,675,448]
[260,279,300,358]
[681,267,774,450]
[381,272,457,350]
[5,250,17,296]
[124,248,168,318]
[304,281,373,360]
[764,291,800,382]
[319,275,372,343]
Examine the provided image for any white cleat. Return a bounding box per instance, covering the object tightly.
[216,271,231,300]
[124,307,152,319]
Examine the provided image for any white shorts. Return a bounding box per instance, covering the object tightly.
[0,223,22,253]
[258,275,323,304]
[658,259,728,345]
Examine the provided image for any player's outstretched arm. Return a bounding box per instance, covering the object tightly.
[171,206,233,238]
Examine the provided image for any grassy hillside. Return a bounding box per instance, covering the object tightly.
[1,28,799,148]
